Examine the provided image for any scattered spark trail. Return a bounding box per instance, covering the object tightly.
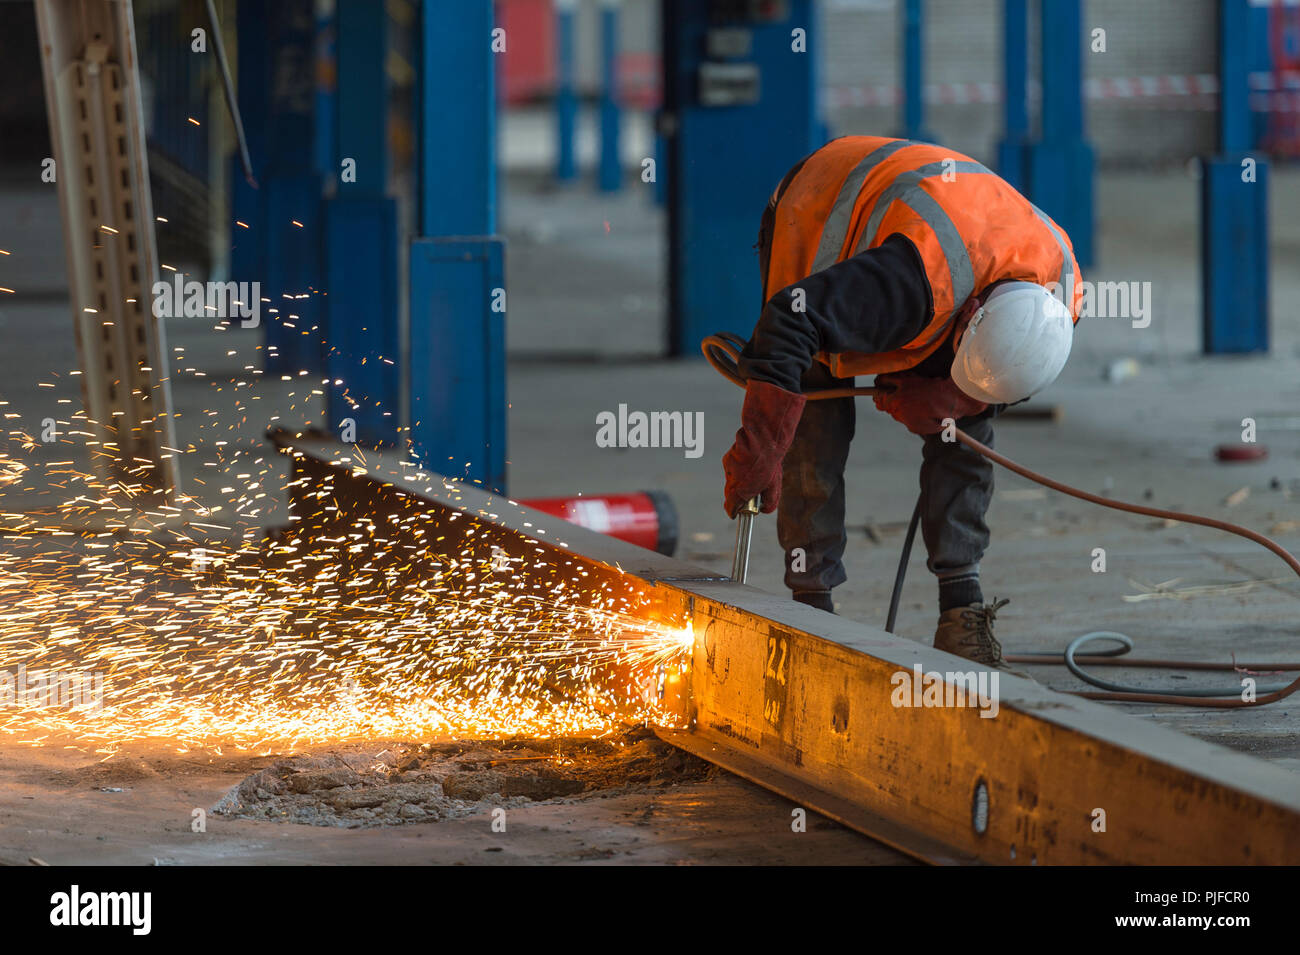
[0,232,696,753]
[0,461,693,752]
[0,355,692,752]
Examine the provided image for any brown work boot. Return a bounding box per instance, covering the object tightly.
[933,598,1033,679]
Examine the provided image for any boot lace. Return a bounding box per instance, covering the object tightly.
[958,598,1010,666]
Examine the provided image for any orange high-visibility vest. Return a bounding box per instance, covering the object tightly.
[763,136,1083,377]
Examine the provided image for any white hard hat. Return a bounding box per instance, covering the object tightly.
[950,281,1074,404]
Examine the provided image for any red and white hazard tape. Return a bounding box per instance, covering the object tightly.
[825,72,1300,111]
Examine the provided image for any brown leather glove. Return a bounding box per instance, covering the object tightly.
[722,381,807,517]
[873,372,987,435]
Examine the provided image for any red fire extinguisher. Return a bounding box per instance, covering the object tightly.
[519,490,678,556]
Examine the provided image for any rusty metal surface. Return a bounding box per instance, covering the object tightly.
[273,433,1300,865]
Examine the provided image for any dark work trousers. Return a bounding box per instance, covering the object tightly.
[778,363,999,599]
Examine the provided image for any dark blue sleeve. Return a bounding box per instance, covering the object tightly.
[737,233,934,392]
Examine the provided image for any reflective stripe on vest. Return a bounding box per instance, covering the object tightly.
[1027,200,1075,302]
[810,152,1073,313]
[810,139,915,274]
[854,162,982,320]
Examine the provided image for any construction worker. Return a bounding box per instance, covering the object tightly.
[722,136,1080,674]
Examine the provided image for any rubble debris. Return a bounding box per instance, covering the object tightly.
[212,728,713,829]
[1223,486,1250,508]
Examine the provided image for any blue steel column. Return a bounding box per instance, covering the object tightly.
[232,0,325,378]
[410,0,506,492]
[313,3,336,180]
[901,0,932,142]
[230,0,268,317]
[1201,0,1269,354]
[1026,0,1094,267]
[555,0,578,183]
[599,0,623,191]
[996,0,1030,190]
[324,0,399,446]
[665,0,820,355]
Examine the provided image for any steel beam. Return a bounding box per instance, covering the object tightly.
[34,0,181,498]
[272,434,1300,865]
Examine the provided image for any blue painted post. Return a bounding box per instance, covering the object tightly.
[233,0,325,378]
[334,0,386,198]
[410,0,506,492]
[1026,0,1094,267]
[664,0,819,356]
[997,0,1029,190]
[231,0,268,307]
[325,0,400,446]
[313,3,336,180]
[555,0,578,183]
[1201,0,1269,354]
[419,2,495,238]
[901,0,932,142]
[599,0,623,191]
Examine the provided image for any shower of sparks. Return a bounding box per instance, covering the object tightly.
[0,310,694,753]
[0,449,694,752]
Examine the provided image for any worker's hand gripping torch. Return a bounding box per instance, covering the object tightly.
[718,376,807,581]
[704,335,806,585]
[729,496,761,583]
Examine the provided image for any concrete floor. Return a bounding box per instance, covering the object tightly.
[1,163,1297,864]
[0,739,910,866]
